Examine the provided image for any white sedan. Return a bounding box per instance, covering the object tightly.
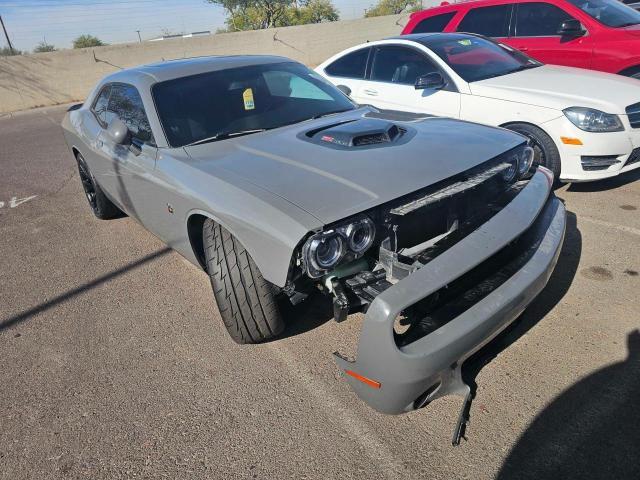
[316,33,640,183]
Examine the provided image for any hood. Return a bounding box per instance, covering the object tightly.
[184,109,524,225]
[470,65,640,114]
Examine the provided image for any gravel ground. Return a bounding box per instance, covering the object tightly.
[1,104,638,480]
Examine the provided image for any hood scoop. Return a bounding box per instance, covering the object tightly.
[306,118,404,149]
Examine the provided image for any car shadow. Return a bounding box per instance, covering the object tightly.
[566,167,640,192]
[496,329,640,480]
[462,210,582,395]
[273,293,334,341]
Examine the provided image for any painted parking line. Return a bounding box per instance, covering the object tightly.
[0,195,38,210]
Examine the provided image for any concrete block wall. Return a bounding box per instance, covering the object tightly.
[0,14,409,114]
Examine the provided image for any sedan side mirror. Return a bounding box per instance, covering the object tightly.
[558,19,585,37]
[415,72,446,91]
[106,117,130,145]
[336,84,352,97]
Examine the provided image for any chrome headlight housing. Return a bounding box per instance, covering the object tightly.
[302,216,376,278]
[563,107,624,133]
[502,145,534,182]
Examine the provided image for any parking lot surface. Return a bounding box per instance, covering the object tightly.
[1,105,639,480]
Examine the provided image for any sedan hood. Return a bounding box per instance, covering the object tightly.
[470,65,640,114]
[184,109,524,225]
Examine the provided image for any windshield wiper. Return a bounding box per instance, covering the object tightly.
[186,129,266,146]
[507,63,541,74]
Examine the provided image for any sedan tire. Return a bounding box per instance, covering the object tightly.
[75,152,123,219]
[203,219,286,344]
[505,123,561,183]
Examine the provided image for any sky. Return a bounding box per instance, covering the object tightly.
[0,0,385,52]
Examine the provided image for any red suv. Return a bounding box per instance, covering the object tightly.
[402,0,640,78]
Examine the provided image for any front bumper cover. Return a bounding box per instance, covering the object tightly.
[334,170,566,414]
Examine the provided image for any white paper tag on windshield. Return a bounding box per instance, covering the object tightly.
[243,88,255,110]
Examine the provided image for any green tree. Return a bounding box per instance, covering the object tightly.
[364,0,421,17]
[0,46,22,56]
[33,41,56,53]
[72,34,106,49]
[208,0,338,32]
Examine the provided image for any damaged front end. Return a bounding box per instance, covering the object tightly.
[288,144,566,439]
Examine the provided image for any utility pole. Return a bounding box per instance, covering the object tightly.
[136,30,142,43]
[0,15,15,54]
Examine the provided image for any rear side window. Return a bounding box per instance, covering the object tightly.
[457,5,512,37]
[411,12,457,33]
[370,46,439,85]
[106,84,155,144]
[324,47,370,79]
[515,3,573,36]
[91,85,111,125]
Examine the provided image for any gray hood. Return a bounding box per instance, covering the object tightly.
[184,110,524,225]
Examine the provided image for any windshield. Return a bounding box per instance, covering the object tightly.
[424,35,542,82]
[566,0,640,27]
[152,62,355,147]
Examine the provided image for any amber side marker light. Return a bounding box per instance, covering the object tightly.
[561,137,583,145]
[345,370,381,389]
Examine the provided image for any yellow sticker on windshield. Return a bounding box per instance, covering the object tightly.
[458,39,472,46]
[243,88,255,110]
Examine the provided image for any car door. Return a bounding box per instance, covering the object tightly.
[98,83,158,224]
[357,45,461,118]
[509,1,593,68]
[320,47,371,105]
[454,4,514,43]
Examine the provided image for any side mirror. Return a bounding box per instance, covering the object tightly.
[558,19,585,37]
[336,84,352,97]
[106,117,130,145]
[415,72,446,90]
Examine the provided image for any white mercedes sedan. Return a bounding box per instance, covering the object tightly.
[316,33,640,183]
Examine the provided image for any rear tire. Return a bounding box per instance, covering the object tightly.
[75,152,122,219]
[505,123,562,184]
[203,219,285,344]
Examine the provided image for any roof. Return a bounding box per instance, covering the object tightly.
[387,32,479,46]
[102,55,294,84]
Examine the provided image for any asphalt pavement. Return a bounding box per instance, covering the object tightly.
[1,105,639,480]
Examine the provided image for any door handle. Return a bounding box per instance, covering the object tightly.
[363,88,379,96]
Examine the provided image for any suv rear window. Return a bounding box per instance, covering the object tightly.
[457,5,512,37]
[412,12,456,33]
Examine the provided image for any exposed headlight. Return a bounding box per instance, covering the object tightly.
[502,145,535,182]
[563,107,624,132]
[346,217,375,254]
[517,146,535,177]
[302,216,376,278]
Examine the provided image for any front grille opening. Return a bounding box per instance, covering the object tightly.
[394,216,544,349]
[626,102,640,129]
[581,155,621,171]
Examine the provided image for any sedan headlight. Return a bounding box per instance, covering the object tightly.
[302,216,376,278]
[563,107,624,132]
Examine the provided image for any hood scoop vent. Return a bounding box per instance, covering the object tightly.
[306,118,404,149]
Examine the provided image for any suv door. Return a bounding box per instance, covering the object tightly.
[358,45,461,118]
[97,83,158,222]
[509,1,593,68]
[321,47,371,105]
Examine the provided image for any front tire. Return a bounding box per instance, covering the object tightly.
[203,219,285,344]
[75,152,122,219]
[505,123,562,183]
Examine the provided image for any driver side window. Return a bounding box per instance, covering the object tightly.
[514,2,574,37]
[106,84,155,145]
[370,46,439,86]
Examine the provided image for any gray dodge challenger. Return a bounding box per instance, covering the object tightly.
[62,55,566,441]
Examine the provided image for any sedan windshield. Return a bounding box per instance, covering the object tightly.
[566,0,640,27]
[153,62,355,147]
[423,35,541,83]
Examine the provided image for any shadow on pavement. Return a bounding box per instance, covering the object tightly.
[463,210,582,400]
[497,329,640,480]
[567,168,640,192]
[0,247,171,331]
